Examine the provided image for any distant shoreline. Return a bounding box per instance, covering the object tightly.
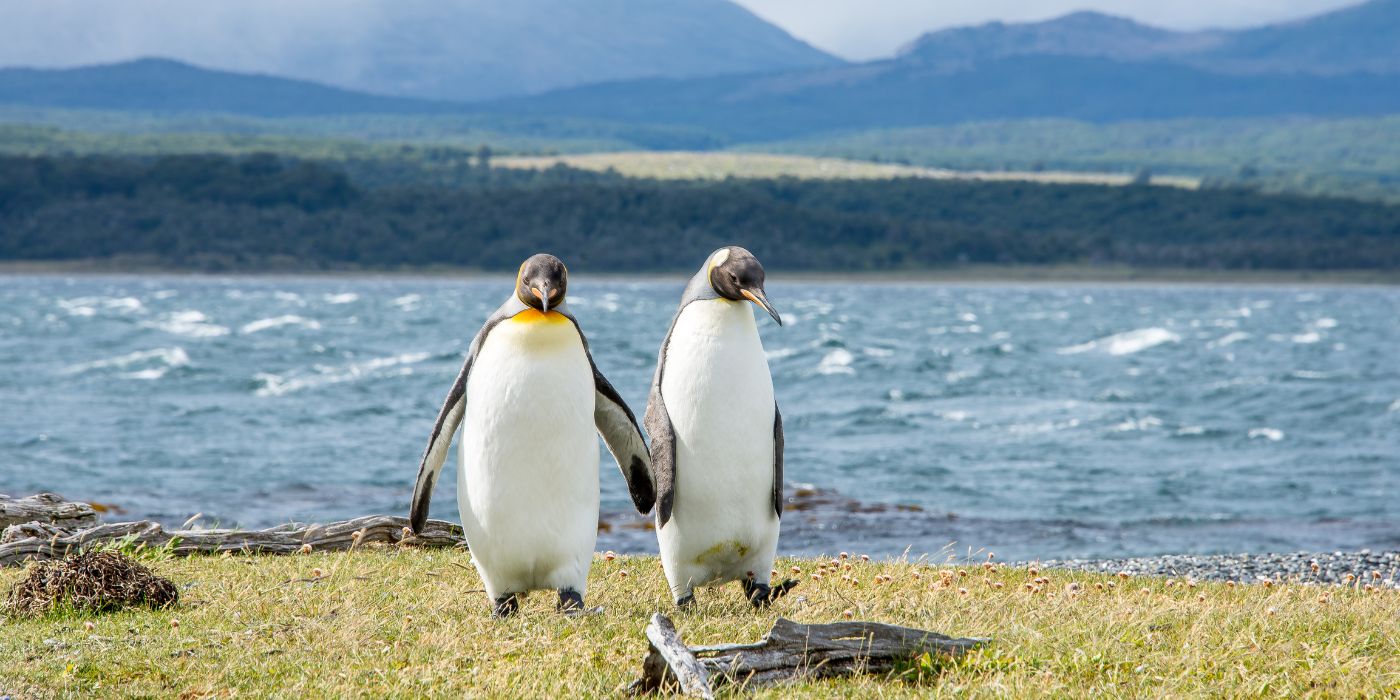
[2,260,1398,286]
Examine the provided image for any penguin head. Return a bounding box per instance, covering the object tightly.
[515,253,568,313]
[706,246,781,325]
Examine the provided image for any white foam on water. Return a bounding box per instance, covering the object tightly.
[816,348,855,375]
[862,347,894,358]
[1291,332,1321,344]
[1058,327,1180,356]
[1248,428,1285,442]
[153,290,178,300]
[1209,332,1250,348]
[937,410,971,422]
[1176,426,1207,436]
[1388,399,1400,412]
[324,293,359,305]
[1290,370,1335,380]
[240,315,323,334]
[123,368,171,380]
[57,295,143,316]
[764,347,799,360]
[66,347,190,375]
[390,294,422,310]
[1110,416,1164,432]
[1312,318,1338,329]
[254,352,430,397]
[144,310,230,338]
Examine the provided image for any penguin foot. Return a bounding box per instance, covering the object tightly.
[742,578,799,608]
[557,589,584,613]
[491,593,520,619]
[674,592,696,610]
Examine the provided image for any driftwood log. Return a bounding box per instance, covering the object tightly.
[0,504,465,568]
[0,493,99,530]
[630,613,988,695]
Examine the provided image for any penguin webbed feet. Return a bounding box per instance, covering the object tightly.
[742,578,799,608]
[674,592,696,611]
[558,588,603,617]
[492,593,520,619]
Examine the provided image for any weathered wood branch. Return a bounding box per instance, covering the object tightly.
[0,515,465,567]
[0,493,99,530]
[630,614,988,695]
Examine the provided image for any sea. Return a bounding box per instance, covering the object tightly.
[1,274,1396,561]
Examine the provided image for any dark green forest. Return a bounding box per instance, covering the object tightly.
[2,153,1398,271]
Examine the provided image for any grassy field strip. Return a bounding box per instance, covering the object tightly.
[496,151,1202,189]
[2,550,1395,697]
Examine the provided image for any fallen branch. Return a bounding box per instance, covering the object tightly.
[630,613,988,695]
[0,515,465,567]
[0,493,99,530]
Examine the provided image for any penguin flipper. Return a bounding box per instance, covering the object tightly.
[591,365,655,514]
[644,388,677,528]
[409,357,469,534]
[773,402,784,519]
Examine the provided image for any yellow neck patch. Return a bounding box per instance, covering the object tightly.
[511,308,568,324]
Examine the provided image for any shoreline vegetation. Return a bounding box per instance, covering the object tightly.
[4,153,1399,274]
[3,549,1396,697]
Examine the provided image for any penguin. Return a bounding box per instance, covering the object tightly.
[645,246,796,609]
[409,254,655,618]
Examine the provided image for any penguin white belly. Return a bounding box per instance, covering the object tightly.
[658,299,778,595]
[457,310,599,600]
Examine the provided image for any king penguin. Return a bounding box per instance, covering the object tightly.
[409,254,655,617]
[645,246,796,609]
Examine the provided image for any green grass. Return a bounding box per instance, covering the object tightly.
[2,550,1396,697]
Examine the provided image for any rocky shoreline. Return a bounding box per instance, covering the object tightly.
[1039,550,1400,589]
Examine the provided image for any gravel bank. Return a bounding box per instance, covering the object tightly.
[1038,550,1399,588]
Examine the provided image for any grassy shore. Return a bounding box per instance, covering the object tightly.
[2,549,1396,697]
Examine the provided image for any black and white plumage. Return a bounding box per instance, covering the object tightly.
[409,254,653,617]
[644,246,793,608]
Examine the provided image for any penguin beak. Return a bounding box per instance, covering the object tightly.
[532,286,550,314]
[741,288,782,326]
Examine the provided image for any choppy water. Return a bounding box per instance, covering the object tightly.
[1,275,1397,561]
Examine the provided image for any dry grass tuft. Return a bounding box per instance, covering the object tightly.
[5,551,178,617]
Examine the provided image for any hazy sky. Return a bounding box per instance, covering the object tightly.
[734,0,1367,60]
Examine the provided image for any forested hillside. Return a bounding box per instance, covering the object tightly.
[3,154,1397,272]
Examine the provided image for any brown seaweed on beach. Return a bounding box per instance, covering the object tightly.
[5,550,178,617]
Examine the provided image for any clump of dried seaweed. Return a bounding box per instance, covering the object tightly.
[5,550,178,617]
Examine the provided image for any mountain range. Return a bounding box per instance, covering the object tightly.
[0,0,841,102]
[897,0,1400,76]
[0,0,1398,144]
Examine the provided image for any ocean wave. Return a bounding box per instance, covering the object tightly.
[764,347,799,360]
[1057,327,1180,356]
[66,347,190,376]
[324,293,359,305]
[144,310,230,338]
[1110,416,1163,432]
[253,352,430,397]
[1248,428,1285,442]
[1209,331,1250,348]
[1313,318,1338,329]
[1291,331,1322,344]
[240,315,323,334]
[816,348,855,375]
[57,295,144,317]
[390,294,422,309]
